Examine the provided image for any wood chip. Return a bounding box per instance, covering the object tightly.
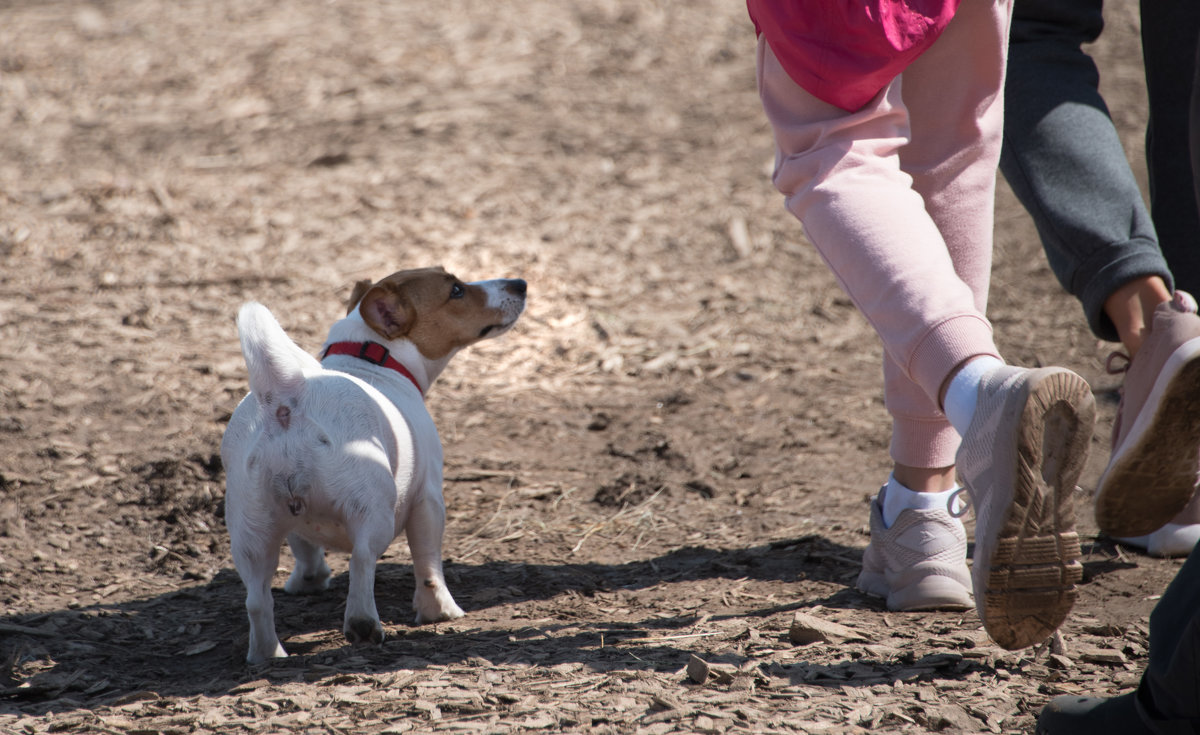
[1047,654,1074,670]
[685,654,736,685]
[229,679,270,694]
[1079,648,1127,665]
[788,611,868,645]
[111,690,159,706]
[183,641,217,656]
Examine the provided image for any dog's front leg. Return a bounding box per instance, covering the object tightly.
[231,533,287,664]
[343,515,393,646]
[407,493,466,623]
[284,533,332,594]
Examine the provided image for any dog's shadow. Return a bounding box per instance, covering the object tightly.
[0,535,999,717]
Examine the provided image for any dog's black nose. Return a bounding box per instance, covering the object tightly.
[507,279,527,297]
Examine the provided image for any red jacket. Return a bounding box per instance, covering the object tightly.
[748,0,961,111]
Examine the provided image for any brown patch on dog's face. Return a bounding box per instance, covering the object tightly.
[352,267,519,360]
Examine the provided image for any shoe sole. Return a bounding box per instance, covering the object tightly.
[1094,338,1200,537]
[977,369,1094,651]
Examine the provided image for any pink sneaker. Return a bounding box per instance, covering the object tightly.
[1094,292,1200,538]
[857,489,973,612]
[956,365,1095,650]
[1115,488,1200,557]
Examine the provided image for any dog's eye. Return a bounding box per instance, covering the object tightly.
[450,283,465,299]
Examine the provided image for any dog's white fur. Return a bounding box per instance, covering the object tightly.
[221,267,526,664]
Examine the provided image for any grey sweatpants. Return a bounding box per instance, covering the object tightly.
[1000,0,1200,342]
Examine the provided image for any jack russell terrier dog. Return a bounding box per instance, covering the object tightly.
[221,266,527,664]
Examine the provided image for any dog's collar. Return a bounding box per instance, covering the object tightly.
[321,341,424,396]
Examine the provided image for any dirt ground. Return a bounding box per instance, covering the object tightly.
[0,1,1186,733]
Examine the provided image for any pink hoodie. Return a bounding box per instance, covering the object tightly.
[747,0,961,112]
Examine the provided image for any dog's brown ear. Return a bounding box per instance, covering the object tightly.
[358,284,413,340]
[346,279,374,315]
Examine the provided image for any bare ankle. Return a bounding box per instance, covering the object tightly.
[1104,276,1171,357]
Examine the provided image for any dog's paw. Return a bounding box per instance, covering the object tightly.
[414,598,465,624]
[284,568,332,595]
[345,616,385,646]
[246,640,287,665]
[412,577,464,624]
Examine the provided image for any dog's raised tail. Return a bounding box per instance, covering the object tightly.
[236,303,322,423]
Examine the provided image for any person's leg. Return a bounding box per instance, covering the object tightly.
[1116,4,1200,558]
[758,0,1096,649]
[1097,0,1200,545]
[1039,19,1200,731]
[1000,0,1172,344]
[885,0,1020,492]
[757,28,992,616]
[1002,0,1200,557]
[757,38,998,468]
[902,0,1096,650]
[1104,277,1174,355]
[1135,542,1200,729]
[1142,0,1200,297]
[897,0,1014,466]
[1192,19,1200,225]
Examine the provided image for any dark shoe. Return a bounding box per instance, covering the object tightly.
[1037,693,1152,735]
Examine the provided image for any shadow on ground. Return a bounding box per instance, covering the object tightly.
[0,535,1002,717]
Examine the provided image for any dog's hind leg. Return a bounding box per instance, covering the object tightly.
[407,494,466,624]
[284,533,332,594]
[343,511,392,646]
[231,532,287,664]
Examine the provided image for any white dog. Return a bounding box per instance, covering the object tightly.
[221,267,527,664]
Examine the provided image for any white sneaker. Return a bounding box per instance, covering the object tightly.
[857,489,972,611]
[955,365,1096,650]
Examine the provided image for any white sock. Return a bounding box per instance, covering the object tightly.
[942,355,1004,436]
[881,474,963,528]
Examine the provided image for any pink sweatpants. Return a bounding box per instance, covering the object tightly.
[756,0,1012,469]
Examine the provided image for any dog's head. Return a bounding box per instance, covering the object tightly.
[347,266,526,359]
